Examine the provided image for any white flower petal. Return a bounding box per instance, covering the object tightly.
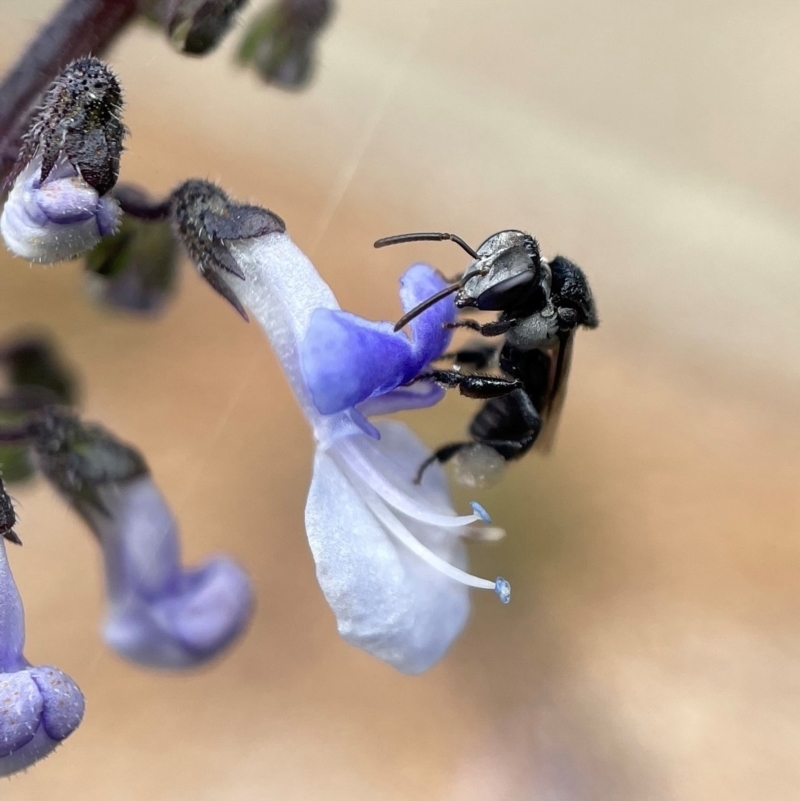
[305,424,471,675]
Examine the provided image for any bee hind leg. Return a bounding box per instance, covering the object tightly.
[413,443,470,485]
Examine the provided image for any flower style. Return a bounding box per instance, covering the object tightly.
[31,409,254,669]
[1,58,124,263]
[171,180,509,674]
[0,485,85,776]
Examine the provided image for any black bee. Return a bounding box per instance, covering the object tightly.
[374,229,598,483]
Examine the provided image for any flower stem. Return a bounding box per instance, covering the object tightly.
[0,0,138,185]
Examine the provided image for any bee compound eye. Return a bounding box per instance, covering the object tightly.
[475,270,537,311]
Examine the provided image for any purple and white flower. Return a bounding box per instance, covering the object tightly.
[220,228,510,674]
[28,408,254,670]
[0,537,85,776]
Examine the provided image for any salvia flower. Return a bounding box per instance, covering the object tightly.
[30,408,254,669]
[238,0,332,88]
[171,180,509,674]
[1,58,124,263]
[0,482,85,776]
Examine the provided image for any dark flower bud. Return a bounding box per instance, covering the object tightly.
[10,57,124,197]
[170,179,285,320]
[1,58,124,263]
[164,0,249,55]
[0,335,78,483]
[1,335,78,407]
[237,0,332,88]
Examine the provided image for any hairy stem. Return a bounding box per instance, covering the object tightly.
[0,0,138,184]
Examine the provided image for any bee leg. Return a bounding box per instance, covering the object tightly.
[413,443,469,485]
[415,369,521,399]
[444,318,518,337]
[470,436,535,461]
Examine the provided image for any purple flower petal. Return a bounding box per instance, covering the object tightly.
[0,157,120,263]
[400,263,456,365]
[35,177,98,224]
[95,477,254,669]
[301,311,411,414]
[0,539,85,776]
[356,381,446,417]
[300,263,456,415]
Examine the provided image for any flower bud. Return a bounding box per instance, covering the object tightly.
[0,334,78,483]
[163,0,248,54]
[1,58,124,263]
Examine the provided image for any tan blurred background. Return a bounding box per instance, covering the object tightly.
[2,1,800,798]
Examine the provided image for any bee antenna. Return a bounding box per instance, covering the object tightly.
[393,268,485,332]
[374,232,481,260]
[393,284,461,332]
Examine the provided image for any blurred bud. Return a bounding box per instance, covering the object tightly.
[0,481,85,776]
[164,0,249,54]
[170,179,285,319]
[1,58,124,263]
[30,408,254,669]
[1,335,78,407]
[0,334,78,483]
[86,216,179,314]
[238,0,332,88]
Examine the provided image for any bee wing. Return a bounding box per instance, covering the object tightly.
[534,331,574,453]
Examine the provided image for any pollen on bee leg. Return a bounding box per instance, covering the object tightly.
[452,444,507,489]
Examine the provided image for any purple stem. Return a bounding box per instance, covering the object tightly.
[0,0,139,185]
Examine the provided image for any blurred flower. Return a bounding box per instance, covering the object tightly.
[0,481,85,777]
[85,216,179,314]
[30,408,254,669]
[1,58,124,263]
[170,180,509,674]
[237,0,332,88]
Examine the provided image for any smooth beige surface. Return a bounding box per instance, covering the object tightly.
[1,1,800,799]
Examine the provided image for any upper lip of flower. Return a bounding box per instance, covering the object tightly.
[299,262,457,416]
